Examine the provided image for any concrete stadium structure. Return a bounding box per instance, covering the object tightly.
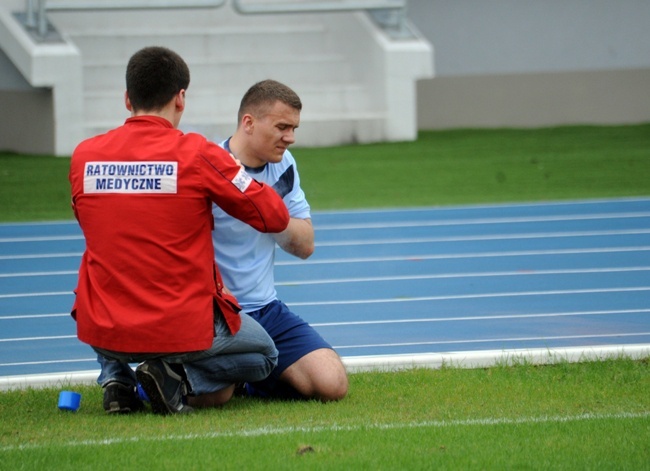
[0,0,648,156]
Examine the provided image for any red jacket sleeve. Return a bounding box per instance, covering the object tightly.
[197,140,290,233]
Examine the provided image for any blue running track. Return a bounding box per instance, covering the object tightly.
[1,198,649,388]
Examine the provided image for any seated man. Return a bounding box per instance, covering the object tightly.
[213,79,348,401]
[71,47,289,415]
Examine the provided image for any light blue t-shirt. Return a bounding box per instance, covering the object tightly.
[212,138,311,312]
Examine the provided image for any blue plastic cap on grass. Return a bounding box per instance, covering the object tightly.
[58,391,81,412]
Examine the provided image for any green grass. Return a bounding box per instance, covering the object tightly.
[1,124,649,221]
[299,124,650,209]
[0,152,73,222]
[1,124,649,468]
[1,360,649,469]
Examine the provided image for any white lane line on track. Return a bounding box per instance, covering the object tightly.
[0,235,84,243]
[2,411,648,452]
[310,309,650,327]
[333,332,650,350]
[276,267,650,286]
[3,224,650,246]
[0,335,76,343]
[314,212,650,230]
[2,285,650,302]
[288,286,650,306]
[0,291,73,299]
[0,270,78,277]
[0,252,82,260]
[3,308,649,325]
[0,313,70,320]
[2,266,649,281]
[1,211,649,242]
[278,246,650,265]
[5,332,650,346]
[2,245,650,263]
[0,358,93,367]
[315,229,650,247]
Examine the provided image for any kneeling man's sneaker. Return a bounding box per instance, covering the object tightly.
[103,381,145,414]
[136,360,193,415]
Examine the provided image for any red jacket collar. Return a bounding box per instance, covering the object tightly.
[124,115,174,128]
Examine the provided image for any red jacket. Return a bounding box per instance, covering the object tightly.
[69,116,289,353]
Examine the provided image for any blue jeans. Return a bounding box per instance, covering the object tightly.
[95,312,278,396]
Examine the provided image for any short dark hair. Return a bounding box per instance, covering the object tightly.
[126,46,190,112]
[238,79,302,123]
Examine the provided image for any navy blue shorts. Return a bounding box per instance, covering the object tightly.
[247,299,332,382]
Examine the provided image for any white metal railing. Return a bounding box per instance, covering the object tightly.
[22,0,226,38]
[231,0,410,37]
[23,0,48,37]
[22,0,408,39]
[44,0,227,9]
[232,0,405,14]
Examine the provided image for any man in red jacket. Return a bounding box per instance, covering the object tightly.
[69,46,290,414]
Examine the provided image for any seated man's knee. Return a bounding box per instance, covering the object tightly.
[317,367,348,402]
[281,348,348,401]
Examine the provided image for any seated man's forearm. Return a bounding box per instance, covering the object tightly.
[274,218,314,260]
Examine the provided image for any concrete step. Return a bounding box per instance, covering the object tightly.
[68,24,331,62]
[49,7,330,33]
[81,52,353,92]
[83,83,378,137]
[50,6,391,148]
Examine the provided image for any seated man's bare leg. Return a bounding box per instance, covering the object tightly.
[280,348,348,402]
[186,384,235,408]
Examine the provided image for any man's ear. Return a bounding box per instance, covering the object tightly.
[124,91,132,111]
[175,89,186,112]
[242,114,254,133]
